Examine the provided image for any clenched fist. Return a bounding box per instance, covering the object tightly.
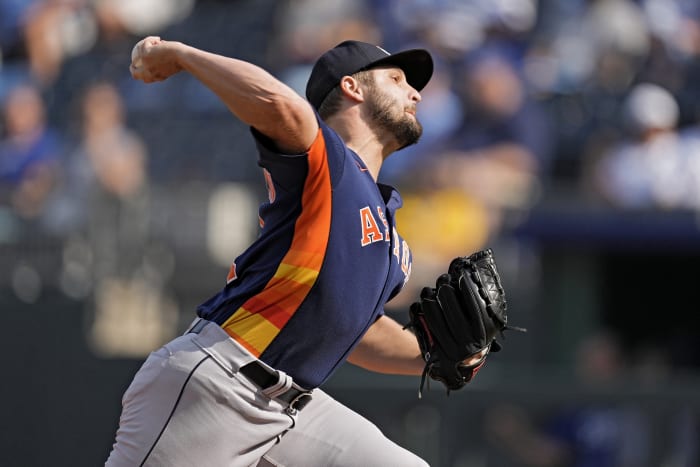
[130,36,183,83]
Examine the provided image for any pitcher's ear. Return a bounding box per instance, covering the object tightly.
[339,75,364,103]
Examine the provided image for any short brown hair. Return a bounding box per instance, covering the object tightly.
[317,70,374,120]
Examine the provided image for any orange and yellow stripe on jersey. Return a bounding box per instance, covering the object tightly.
[220,129,330,356]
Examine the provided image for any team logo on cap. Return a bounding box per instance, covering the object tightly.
[375,45,390,56]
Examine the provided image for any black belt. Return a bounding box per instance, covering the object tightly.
[238,361,313,412]
[188,319,312,412]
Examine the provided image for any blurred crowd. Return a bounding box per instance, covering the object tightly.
[0,0,197,354]
[2,0,700,220]
[2,0,700,240]
[0,0,194,227]
[482,330,698,467]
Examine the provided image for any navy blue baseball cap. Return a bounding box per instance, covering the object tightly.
[305,40,434,110]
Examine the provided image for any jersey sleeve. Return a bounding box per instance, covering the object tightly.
[250,127,309,192]
[250,115,346,192]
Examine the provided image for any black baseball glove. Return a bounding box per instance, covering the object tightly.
[406,248,525,397]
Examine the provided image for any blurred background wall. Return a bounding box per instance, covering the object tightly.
[1,0,700,465]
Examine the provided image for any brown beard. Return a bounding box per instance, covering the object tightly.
[364,80,423,149]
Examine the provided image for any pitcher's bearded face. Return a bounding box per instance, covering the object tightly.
[365,79,423,149]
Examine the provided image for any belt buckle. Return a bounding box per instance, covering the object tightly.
[285,392,312,415]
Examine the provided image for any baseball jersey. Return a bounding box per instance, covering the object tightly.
[196,117,412,389]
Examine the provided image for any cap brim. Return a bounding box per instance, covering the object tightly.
[363,49,434,92]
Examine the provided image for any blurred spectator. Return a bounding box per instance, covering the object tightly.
[47,81,148,237]
[484,330,698,467]
[0,0,37,98]
[643,2,700,126]
[22,0,98,87]
[420,51,551,236]
[484,331,652,467]
[46,81,178,356]
[77,81,147,201]
[529,0,650,95]
[382,51,551,302]
[0,82,62,220]
[543,331,649,467]
[268,0,380,96]
[641,0,700,64]
[371,0,539,62]
[90,0,194,41]
[520,0,654,183]
[588,82,700,209]
[0,0,35,63]
[45,80,150,292]
[3,0,194,92]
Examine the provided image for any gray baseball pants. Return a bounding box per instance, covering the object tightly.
[105,320,428,467]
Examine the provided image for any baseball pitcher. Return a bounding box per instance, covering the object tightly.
[106,37,521,467]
